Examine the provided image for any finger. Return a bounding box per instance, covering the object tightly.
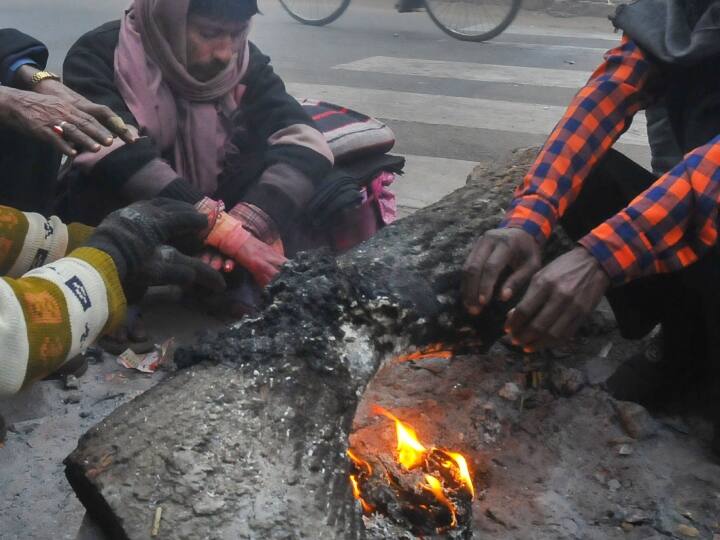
[210,255,224,271]
[109,116,138,144]
[174,252,225,292]
[200,252,212,266]
[264,250,288,267]
[80,104,136,143]
[73,111,114,146]
[223,259,235,273]
[41,127,77,157]
[506,280,552,343]
[158,264,196,287]
[531,309,580,351]
[253,261,280,287]
[461,239,494,314]
[513,298,566,350]
[184,256,227,292]
[61,121,102,153]
[160,211,209,238]
[475,242,513,309]
[499,260,538,303]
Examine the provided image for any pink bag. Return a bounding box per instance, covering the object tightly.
[330,171,397,253]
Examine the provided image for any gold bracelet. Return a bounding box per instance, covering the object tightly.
[30,70,61,88]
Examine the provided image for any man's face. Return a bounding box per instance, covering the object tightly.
[186,15,249,81]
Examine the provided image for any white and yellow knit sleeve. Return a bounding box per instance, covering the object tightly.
[0,246,126,396]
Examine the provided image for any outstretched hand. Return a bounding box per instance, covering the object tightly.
[504,246,610,352]
[462,228,542,314]
[0,72,136,156]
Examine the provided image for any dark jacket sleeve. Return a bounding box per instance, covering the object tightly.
[63,22,136,125]
[62,23,203,203]
[239,43,333,232]
[0,29,49,86]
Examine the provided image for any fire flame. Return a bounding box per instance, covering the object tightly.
[349,474,374,513]
[444,451,475,499]
[394,343,453,363]
[348,405,474,531]
[423,474,458,528]
[347,449,372,476]
[373,406,427,469]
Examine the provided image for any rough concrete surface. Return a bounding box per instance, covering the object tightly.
[0,298,226,540]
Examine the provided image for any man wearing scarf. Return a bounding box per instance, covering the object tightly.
[60,0,334,291]
[462,0,720,456]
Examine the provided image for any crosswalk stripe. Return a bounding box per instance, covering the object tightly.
[503,25,619,41]
[288,82,647,146]
[488,41,609,54]
[394,154,479,210]
[334,56,591,89]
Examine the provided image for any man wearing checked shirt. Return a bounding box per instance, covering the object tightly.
[462,0,720,455]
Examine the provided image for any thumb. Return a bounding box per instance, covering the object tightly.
[174,252,226,292]
[499,263,537,302]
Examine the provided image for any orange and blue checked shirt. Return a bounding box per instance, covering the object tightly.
[500,36,720,285]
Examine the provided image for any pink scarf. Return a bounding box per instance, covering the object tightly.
[115,0,251,194]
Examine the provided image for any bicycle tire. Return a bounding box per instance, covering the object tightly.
[278,0,351,26]
[424,0,522,42]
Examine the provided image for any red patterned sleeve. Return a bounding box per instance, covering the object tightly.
[500,36,658,243]
[579,136,720,284]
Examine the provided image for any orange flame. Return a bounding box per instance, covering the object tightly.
[349,475,374,513]
[394,343,453,363]
[373,406,427,470]
[349,406,475,529]
[347,449,373,476]
[423,474,458,528]
[445,452,475,498]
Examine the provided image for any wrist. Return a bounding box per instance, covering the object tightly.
[14,64,40,90]
[195,197,225,239]
[575,245,611,287]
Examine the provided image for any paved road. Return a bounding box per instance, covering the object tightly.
[5,0,649,216]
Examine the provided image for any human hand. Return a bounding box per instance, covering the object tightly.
[504,246,610,352]
[462,228,542,315]
[87,199,209,280]
[198,247,236,274]
[203,211,288,287]
[139,246,226,292]
[232,234,287,288]
[32,76,136,145]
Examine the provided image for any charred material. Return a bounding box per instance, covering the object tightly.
[64,150,542,540]
[350,448,474,538]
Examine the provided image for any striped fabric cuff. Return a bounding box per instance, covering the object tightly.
[69,247,127,335]
[578,214,652,285]
[499,195,558,245]
[66,223,95,253]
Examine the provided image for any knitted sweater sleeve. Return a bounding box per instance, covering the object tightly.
[0,206,126,395]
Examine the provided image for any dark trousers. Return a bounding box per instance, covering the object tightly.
[0,127,61,214]
[560,149,720,419]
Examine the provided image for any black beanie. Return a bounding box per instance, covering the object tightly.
[188,0,259,21]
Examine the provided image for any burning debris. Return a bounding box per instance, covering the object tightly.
[347,405,475,537]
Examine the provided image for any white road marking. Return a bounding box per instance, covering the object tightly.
[503,25,619,41]
[289,82,648,146]
[488,41,609,54]
[335,56,591,89]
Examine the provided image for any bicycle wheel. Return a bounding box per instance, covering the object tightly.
[279,0,351,26]
[424,0,522,41]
